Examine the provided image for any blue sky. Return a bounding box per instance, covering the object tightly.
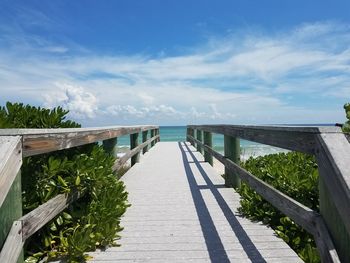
[0,0,349,126]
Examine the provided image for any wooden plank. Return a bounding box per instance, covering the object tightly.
[189,135,340,262]
[316,133,350,262]
[113,135,159,171]
[0,136,22,207]
[316,133,350,233]
[0,136,22,260]
[21,192,81,240]
[0,171,22,252]
[313,202,342,263]
[224,135,240,188]
[0,221,23,263]
[88,142,302,262]
[188,125,342,154]
[0,125,159,136]
[0,126,158,157]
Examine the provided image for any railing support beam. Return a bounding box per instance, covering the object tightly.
[130,133,140,166]
[151,130,155,147]
[204,131,213,166]
[142,131,148,154]
[196,130,203,154]
[102,138,117,156]
[224,135,240,188]
[0,171,23,263]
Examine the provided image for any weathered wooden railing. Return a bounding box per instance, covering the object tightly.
[187,125,350,263]
[0,125,160,263]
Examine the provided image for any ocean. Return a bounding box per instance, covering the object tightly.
[115,126,294,160]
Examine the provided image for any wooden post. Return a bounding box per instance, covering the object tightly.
[102,138,117,156]
[224,135,240,188]
[0,171,23,262]
[319,176,350,262]
[204,131,213,166]
[151,129,155,147]
[142,131,148,154]
[191,128,195,146]
[130,133,139,166]
[156,128,160,142]
[196,130,203,154]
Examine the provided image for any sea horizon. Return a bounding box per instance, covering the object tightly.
[115,123,337,160]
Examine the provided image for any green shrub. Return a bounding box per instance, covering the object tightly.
[343,103,350,132]
[0,102,129,262]
[237,152,320,263]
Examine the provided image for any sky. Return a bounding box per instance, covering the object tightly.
[0,0,350,126]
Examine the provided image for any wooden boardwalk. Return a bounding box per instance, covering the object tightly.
[88,142,301,263]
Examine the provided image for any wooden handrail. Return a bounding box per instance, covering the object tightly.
[188,124,341,154]
[0,125,160,263]
[0,136,22,207]
[113,134,159,171]
[187,124,350,263]
[0,125,158,157]
[315,133,350,234]
[187,134,339,262]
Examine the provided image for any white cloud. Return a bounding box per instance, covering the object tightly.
[43,83,98,119]
[0,21,349,125]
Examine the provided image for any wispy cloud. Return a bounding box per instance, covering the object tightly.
[0,20,349,125]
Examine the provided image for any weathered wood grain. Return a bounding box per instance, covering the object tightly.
[313,214,341,263]
[0,126,158,157]
[88,142,302,262]
[316,133,350,262]
[21,192,81,240]
[113,135,159,171]
[0,136,22,207]
[189,135,341,262]
[0,221,23,263]
[315,133,350,234]
[188,125,342,154]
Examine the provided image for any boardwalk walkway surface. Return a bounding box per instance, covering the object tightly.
[88,142,302,263]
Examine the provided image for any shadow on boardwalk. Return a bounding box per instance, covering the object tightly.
[178,142,266,263]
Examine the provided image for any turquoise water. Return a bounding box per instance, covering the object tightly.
[116,126,289,159]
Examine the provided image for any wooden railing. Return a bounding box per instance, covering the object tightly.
[0,125,160,263]
[187,125,350,263]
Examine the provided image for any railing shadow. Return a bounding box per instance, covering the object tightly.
[178,142,266,262]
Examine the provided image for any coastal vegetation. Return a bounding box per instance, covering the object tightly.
[237,152,320,262]
[343,103,350,132]
[0,102,129,263]
[237,102,350,263]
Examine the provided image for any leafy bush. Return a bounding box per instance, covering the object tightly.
[237,152,320,263]
[0,102,129,262]
[343,103,350,132]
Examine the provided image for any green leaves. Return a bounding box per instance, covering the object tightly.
[237,152,320,263]
[343,103,350,133]
[0,102,81,128]
[0,102,129,263]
